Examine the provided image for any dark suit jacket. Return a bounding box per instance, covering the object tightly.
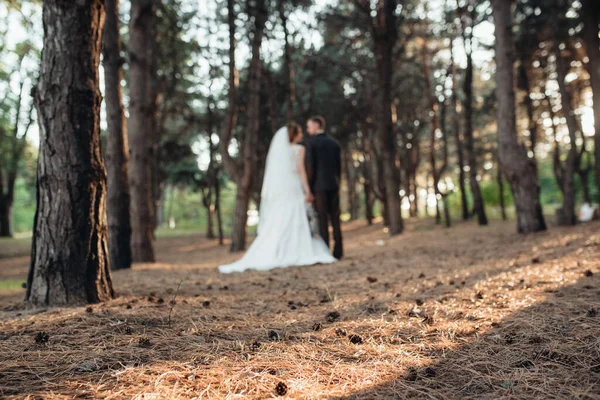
[305,132,341,192]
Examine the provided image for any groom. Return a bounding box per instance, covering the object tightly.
[305,116,344,260]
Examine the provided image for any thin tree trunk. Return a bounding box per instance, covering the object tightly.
[206,191,215,239]
[344,146,358,220]
[519,61,539,157]
[554,42,579,226]
[491,0,546,233]
[219,0,240,182]
[128,0,157,262]
[0,199,11,238]
[278,0,295,121]
[422,43,450,227]
[462,21,488,226]
[205,100,217,240]
[360,128,375,225]
[229,0,267,252]
[496,161,508,221]
[215,170,224,245]
[103,0,132,270]
[0,72,29,237]
[27,0,114,306]
[582,0,600,205]
[451,48,469,220]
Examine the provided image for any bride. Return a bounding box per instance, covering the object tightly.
[218,123,336,274]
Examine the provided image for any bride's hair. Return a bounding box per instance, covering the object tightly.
[287,122,302,143]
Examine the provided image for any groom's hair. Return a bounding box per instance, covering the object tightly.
[310,116,326,130]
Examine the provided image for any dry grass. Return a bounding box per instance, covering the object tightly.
[1,218,599,399]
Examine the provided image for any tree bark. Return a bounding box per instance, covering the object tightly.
[0,198,11,238]
[228,0,267,252]
[554,43,579,226]
[128,0,157,262]
[373,0,403,235]
[278,0,295,121]
[491,0,546,233]
[462,15,488,226]
[343,145,358,220]
[26,0,114,306]
[496,158,508,221]
[423,43,450,227]
[518,61,539,157]
[215,168,224,246]
[582,0,600,205]
[219,0,240,182]
[103,0,132,270]
[360,126,375,225]
[451,51,469,220]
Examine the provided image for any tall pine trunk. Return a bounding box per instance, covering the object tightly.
[451,51,469,220]
[103,0,132,270]
[26,0,114,306]
[582,0,600,205]
[128,0,156,262]
[373,0,402,235]
[463,30,488,226]
[491,0,546,233]
[278,0,295,121]
[554,43,579,226]
[228,0,267,252]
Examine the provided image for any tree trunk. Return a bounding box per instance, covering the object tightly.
[206,194,215,239]
[26,0,114,306]
[364,179,374,225]
[344,146,358,220]
[451,54,469,220]
[554,43,579,226]
[582,0,600,205]
[411,168,419,217]
[360,131,375,225]
[231,186,251,252]
[215,185,223,245]
[278,0,295,121]
[518,61,539,157]
[373,1,402,235]
[229,0,267,252]
[0,68,32,238]
[497,162,508,221]
[219,0,240,182]
[579,168,592,204]
[423,43,450,227]
[463,33,488,226]
[491,0,546,233]
[215,171,224,245]
[0,197,11,237]
[103,0,132,270]
[128,0,156,262]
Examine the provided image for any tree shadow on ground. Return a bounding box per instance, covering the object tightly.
[334,272,600,400]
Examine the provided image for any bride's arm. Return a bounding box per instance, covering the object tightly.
[297,146,313,202]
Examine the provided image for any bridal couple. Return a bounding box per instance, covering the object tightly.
[219,116,344,274]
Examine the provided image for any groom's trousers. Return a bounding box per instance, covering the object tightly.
[314,190,343,259]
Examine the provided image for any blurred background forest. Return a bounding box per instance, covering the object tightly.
[0,0,598,242]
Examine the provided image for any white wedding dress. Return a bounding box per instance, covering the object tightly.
[219,127,336,274]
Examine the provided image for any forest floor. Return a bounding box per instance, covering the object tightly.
[0,218,599,399]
